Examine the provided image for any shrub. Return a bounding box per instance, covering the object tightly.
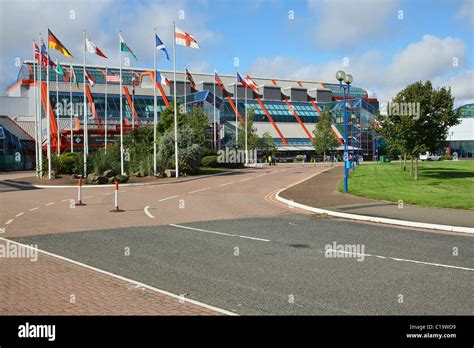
[440,155,451,161]
[60,152,81,174]
[201,155,218,168]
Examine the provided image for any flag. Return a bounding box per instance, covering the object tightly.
[40,39,54,70]
[155,34,170,60]
[175,26,200,48]
[155,71,171,88]
[119,33,137,60]
[237,72,248,88]
[84,70,95,86]
[185,68,196,90]
[214,70,224,90]
[55,60,68,82]
[34,42,41,62]
[48,29,73,58]
[85,35,108,58]
[245,75,259,92]
[132,74,136,95]
[69,65,79,88]
[106,74,121,83]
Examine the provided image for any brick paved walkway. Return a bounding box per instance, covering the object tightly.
[0,239,220,315]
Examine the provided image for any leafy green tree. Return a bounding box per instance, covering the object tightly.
[313,109,339,162]
[158,126,202,175]
[237,108,260,150]
[259,132,277,158]
[379,81,461,180]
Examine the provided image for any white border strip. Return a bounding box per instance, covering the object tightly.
[0,237,237,316]
[275,168,474,234]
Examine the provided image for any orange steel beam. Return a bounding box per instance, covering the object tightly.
[256,97,288,145]
[145,71,170,108]
[85,85,100,126]
[225,95,244,124]
[74,115,81,130]
[40,81,58,135]
[123,85,141,126]
[283,99,313,141]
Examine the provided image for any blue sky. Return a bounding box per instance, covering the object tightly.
[0,0,472,105]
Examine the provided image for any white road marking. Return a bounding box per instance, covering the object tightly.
[239,177,252,182]
[188,187,211,194]
[15,212,24,217]
[218,181,235,187]
[83,196,94,199]
[159,195,178,202]
[0,237,237,316]
[326,249,474,272]
[61,199,70,202]
[29,207,39,211]
[256,173,267,177]
[46,202,55,206]
[144,206,154,218]
[169,224,270,242]
[103,192,113,196]
[5,219,13,225]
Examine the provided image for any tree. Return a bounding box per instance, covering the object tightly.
[313,109,339,162]
[158,126,202,175]
[379,81,461,180]
[259,132,277,158]
[237,108,260,151]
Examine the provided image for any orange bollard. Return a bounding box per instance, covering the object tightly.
[110,180,124,212]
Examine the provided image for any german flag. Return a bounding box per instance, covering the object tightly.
[48,29,73,58]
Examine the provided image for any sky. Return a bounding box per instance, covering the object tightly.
[0,0,473,107]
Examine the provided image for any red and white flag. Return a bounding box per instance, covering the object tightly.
[245,75,259,92]
[85,35,108,58]
[85,70,95,86]
[175,26,200,49]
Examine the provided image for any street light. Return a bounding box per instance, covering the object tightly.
[336,70,354,193]
[351,113,357,170]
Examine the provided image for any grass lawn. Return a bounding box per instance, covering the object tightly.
[339,160,474,210]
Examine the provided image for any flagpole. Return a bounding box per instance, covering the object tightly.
[213,70,216,150]
[38,34,43,177]
[184,65,187,112]
[119,31,124,175]
[70,63,73,152]
[173,22,179,178]
[105,66,108,154]
[46,27,52,179]
[245,84,248,165]
[235,71,238,145]
[33,41,39,177]
[83,30,88,178]
[132,71,135,130]
[56,58,60,156]
[153,28,157,176]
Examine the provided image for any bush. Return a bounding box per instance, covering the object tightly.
[201,155,219,168]
[440,155,451,161]
[60,152,81,174]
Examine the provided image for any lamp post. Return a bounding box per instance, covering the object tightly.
[351,113,357,170]
[336,70,353,193]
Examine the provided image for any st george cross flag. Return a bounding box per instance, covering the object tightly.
[86,35,108,58]
[120,33,137,60]
[155,34,170,60]
[155,71,171,88]
[175,26,200,49]
[84,70,95,86]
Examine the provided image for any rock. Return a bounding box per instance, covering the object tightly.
[108,176,116,183]
[132,171,142,177]
[164,169,176,178]
[71,174,81,179]
[117,174,129,183]
[50,171,56,179]
[102,169,115,178]
[86,173,97,184]
[96,176,108,185]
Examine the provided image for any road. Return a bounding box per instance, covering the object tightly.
[1,164,473,315]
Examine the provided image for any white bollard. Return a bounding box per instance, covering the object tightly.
[110,180,124,212]
[76,178,85,206]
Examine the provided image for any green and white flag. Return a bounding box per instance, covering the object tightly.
[55,59,67,81]
[119,33,137,60]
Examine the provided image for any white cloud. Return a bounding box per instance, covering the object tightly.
[308,0,399,49]
[456,0,474,28]
[249,35,471,107]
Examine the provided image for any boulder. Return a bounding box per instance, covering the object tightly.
[102,169,115,178]
[86,173,97,184]
[96,176,108,185]
[117,174,129,183]
[164,169,176,178]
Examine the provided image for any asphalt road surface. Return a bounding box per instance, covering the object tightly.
[2,164,473,315]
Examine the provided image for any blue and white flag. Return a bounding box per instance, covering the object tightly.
[155,34,170,60]
[155,70,170,88]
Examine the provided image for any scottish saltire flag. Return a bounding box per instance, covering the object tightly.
[119,33,137,60]
[175,26,200,48]
[155,71,171,88]
[155,34,170,60]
